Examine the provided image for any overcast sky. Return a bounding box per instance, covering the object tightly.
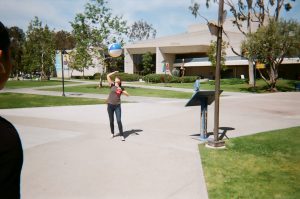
[0,0,299,38]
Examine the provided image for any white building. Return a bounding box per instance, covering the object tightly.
[55,50,104,78]
[124,20,300,79]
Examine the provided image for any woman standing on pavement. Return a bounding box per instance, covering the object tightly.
[106,71,129,141]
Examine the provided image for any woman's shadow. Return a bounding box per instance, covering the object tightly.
[123,129,143,139]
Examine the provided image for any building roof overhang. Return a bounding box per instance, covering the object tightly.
[125,30,213,48]
[125,45,210,54]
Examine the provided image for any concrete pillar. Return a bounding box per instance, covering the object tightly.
[156,47,176,74]
[124,48,134,74]
[165,54,175,72]
[156,47,165,74]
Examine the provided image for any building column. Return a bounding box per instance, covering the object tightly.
[156,47,165,74]
[124,48,134,74]
[165,54,175,72]
[156,47,176,74]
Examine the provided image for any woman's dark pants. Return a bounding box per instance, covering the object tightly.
[107,104,123,136]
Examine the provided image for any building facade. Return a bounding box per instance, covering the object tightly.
[55,50,103,78]
[124,21,300,79]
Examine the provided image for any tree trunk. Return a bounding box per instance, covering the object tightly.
[257,68,269,85]
[99,73,103,87]
[247,5,254,87]
[268,63,278,92]
[41,52,45,81]
[269,81,277,92]
[82,67,85,79]
[16,70,20,80]
[99,63,106,88]
[248,59,255,87]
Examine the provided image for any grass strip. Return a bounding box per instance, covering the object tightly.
[41,85,192,99]
[199,126,300,199]
[0,93,105,109]
[5,80,74,89]
[130,79,298,93]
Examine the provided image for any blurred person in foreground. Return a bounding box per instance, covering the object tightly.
[0,21,23,199]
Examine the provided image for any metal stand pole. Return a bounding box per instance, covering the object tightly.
[200,98,208,141]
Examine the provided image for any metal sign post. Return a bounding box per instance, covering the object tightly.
[208,0,226,148]
[185,91,222,141]
[200,97,208,140]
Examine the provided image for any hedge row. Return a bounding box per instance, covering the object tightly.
[93,72,141,81]
[208,78,247,85]
[93,73,199,83]
[144,74,198,83]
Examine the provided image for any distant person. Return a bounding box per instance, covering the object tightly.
[0,21,23,199]
[193,76,201,93]
[106,71,129,141]
[180,59,185,77]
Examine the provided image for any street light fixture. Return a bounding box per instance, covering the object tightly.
[207,22,219,36]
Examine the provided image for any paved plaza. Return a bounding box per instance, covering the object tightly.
[1,86,300,199]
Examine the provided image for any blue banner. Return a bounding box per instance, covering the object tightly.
[55,50,62,72]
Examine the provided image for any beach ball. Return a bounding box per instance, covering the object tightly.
[108,43,122,57]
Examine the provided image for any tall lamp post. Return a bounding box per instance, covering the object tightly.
[61,49,68,97]
[207,0,225,148]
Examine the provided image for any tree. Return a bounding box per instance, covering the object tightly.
[22,17,55,79]
[189,0,296,86]
[41,25,56,78]
[8,26,25,78]
[70,13,92,78]
[142,52,154,75]
[128,20,157,42]
[208,40,228,72]
[242,19,300,91]
[71,0,128,84]
[84,0,128,47]
[54,30,76,50]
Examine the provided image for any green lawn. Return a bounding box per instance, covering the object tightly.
[41,84,192,99]
[0,93,106,109]
[199,127,300,199]
[5,80,74,89]
[130,79,299,93]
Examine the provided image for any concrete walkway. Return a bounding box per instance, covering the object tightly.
[1,81,300,199]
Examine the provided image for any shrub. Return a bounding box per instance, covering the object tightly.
[144,74,164,83]
[142,52,154,75]
[169,76,181,83]
[208,78,247,85]
[94,72,141,82]
[143,74,198,83]
[72,75,94,80]
[114,73,141,81]
[220,78,247,85]
[172,68,180,77]
[93,73,101,80]
[181,76,198,83]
